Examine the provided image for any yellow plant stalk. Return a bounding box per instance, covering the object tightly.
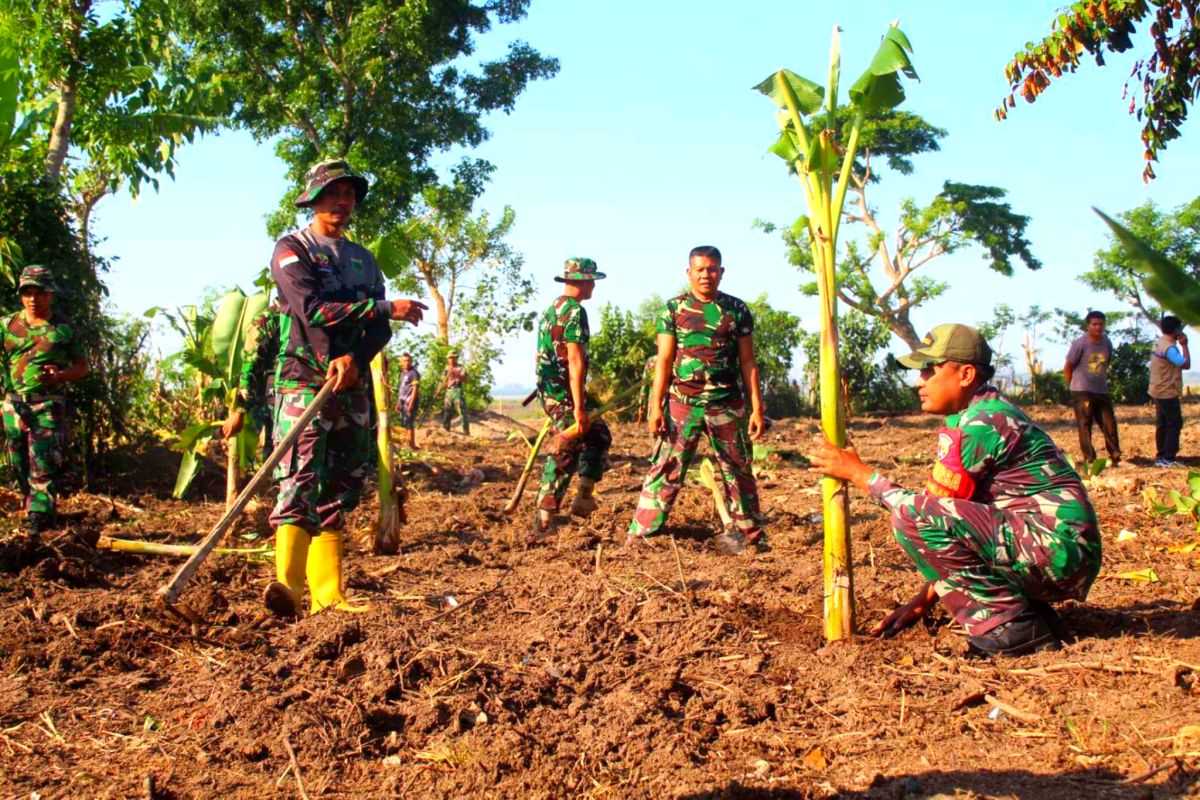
[371,352,402,554]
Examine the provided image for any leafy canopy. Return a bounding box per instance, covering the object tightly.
[999,0,1200,181]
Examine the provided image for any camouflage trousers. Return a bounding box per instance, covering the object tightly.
[269,388,372,534]
[2,396,65,515]
[887,493,1101,636]
[629,398,763,539]
[442,386,469,433]
[536,400,611,512]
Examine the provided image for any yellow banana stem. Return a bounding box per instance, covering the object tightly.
[829,111,864,248]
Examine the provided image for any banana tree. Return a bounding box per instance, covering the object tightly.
[756,24,918,642]
[211,288,269,508]
[149,289,267,500]
[1095,208,1200,324]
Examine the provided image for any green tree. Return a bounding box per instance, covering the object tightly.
[587,299,658,403]
[761,109,1040,351]
[1083,198,1200,324]
[2,0,227,242]
[1000,1,1199,181]
[379,163,534,346]
[799,310,912,414]
[180,0,559,240]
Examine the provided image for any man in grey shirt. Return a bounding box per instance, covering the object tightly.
[1063,310,1120,468]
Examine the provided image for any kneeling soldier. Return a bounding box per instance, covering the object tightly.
[532,257,611,535]
[809,324,1101,657]
[1,266,88,534]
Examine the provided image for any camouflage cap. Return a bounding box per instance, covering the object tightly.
[294,160,369,208]
[554,257,606,283]
[447,350,459,359]
[896,323,992,369]
[17,265,56,292]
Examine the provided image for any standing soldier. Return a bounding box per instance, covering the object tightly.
[626,246,767,555]
[222,302,281,457]
[441,351,470,434]
[1,266,89,534]
[809,324,1101,656]
[396,353,421,450]
[532,257,612,535]
[265,160,426,618]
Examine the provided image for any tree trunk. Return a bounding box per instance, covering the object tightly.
[225,437,239,511]
[429,284,449,343]
[45,76,77,184]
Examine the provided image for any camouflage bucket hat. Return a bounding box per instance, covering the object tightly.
[896,323,993,369]
[554,257,606,283]
[294,160,370,208]
[17,265,56,292]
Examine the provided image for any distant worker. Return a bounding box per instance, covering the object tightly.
[264,159,427,619]
[396,352,421,450]
[810,324,1101,657]
[1,266,89,535]
[532,257,612,535]
[1150,315,1190,468]
[626,245,767,555]
[1063,310,1120,468]
[222,302,281,457]
[441,351,470,434]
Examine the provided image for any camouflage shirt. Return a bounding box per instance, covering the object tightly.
[1,311,83,396]
[657,291,753,406]
[270,227,392,392]
[237,306,281,424]
[535,295,588,406]
[869,387,1101,576]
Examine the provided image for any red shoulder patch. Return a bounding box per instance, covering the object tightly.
[925,427,976,499]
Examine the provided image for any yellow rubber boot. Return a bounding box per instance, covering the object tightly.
[307,531,369,613]
[264,524,310,618]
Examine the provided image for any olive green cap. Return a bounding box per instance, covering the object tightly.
[896,323,993,369]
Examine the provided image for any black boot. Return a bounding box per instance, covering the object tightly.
[1029,599,1076,645]
[712,529,747,556]
[966,611,1060,658]
[25,512,51,536]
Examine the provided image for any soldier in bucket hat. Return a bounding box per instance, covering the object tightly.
[808,323,1102,657]
[441,350,470,434]
[1,266,89,534]
[531,257,612,535]
[264,159,428,619]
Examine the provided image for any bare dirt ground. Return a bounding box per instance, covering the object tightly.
[1,402,1199,799]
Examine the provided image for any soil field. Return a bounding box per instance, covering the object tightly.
[2,403,1200,799]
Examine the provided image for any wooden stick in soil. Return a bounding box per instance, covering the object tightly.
[157,380,336,610]
[698,459,734,530]
[503,417,553,515]
[281,733,310,800]
[98,536,269,558]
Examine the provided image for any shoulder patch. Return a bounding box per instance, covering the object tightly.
[277,251,299,268]
[925,426,976,500]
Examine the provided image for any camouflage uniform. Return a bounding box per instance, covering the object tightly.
[534,295,611,511]
[1,309,82,516]
[236,305,280,452]
[868,386,1101,637]
[269,226,392,533]
[441,364,469,433]
[629,291,763,540]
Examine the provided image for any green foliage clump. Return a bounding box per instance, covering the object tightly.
[800,310,913,414]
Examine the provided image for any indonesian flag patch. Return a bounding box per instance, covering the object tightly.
[925,426,976,499]
[277,251,299,269]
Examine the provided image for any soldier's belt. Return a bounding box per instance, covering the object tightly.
[6,392,63,404]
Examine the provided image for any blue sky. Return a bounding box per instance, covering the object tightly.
[92,1,1200,388]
